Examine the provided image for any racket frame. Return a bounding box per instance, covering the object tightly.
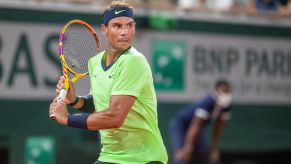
[51,19,101,120]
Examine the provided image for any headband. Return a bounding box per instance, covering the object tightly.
[103,7,134,25]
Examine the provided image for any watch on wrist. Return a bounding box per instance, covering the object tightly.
[68,96,79,106]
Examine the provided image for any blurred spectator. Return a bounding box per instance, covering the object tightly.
[177,0,234,12]
[169,79,232,164]
[278,0,291,17]
[229,0,248,15]
[247,0,278,15]
[177,0,207,10]
[210,0,234,12]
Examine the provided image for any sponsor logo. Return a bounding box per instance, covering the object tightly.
[115,10,125,14]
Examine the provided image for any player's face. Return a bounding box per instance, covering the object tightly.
[102,17,136,51]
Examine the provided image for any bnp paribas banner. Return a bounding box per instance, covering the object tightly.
[0,21,291,104]
[150,33,291,104]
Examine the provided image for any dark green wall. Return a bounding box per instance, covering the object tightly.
[0,100,290,163]
[0,100,99,164]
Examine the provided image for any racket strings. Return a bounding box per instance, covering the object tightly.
[63,23,98,74]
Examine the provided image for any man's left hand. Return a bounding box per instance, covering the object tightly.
[175,145,193,163]
[49,98,69,125]
[208,148,220,164]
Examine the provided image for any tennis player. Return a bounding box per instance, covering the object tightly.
[49,1,168,164]
[169,80,232,164]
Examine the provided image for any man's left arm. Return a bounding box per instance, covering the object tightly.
[209,117,226,164]
[49,94,136,130]
[209,108,231,164]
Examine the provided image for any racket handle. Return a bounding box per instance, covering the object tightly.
[57,89,68,102]
[50,89,68,120]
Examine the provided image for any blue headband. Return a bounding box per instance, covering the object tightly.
[103,7,134,25]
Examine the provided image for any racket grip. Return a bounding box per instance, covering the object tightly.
[50,89,68,121]
[57,89,68,102]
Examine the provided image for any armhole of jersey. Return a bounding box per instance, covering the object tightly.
[194,108,210,120]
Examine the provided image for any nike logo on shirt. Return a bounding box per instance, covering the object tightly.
[115,10,125,14]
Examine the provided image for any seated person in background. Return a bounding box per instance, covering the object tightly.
[247,0,278,15]
[211,0,234,12]
[230,0,249,15]
[278,0,291,17]
[169,79,232,164]
[177,0,208,11]
[177,0,233,12]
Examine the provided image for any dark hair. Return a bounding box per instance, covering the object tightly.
[215,79,231,90]
[103,1,133,18]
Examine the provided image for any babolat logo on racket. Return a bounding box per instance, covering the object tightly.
[115,10,125,14]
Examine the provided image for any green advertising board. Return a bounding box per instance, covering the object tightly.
[152,39,185,91]
[25,137,55,164]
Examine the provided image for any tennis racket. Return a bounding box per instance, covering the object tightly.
[50,19,101,120]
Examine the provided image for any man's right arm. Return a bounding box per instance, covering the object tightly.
[175,115,206,161]
[49,94,136,130]
[184,116,205,147]
[86,95,136,130]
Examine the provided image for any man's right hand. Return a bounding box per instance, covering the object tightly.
[208,148,220,164]
[175,145,193,163]
[56,76,76,104]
